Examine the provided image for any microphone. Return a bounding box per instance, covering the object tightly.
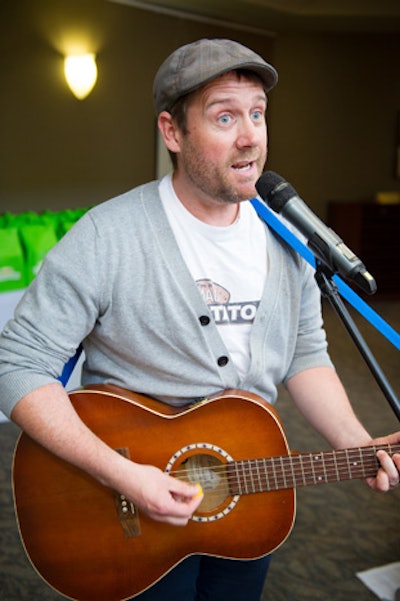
[255,171,377,295]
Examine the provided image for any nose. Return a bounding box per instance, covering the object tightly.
[235,116,263,149]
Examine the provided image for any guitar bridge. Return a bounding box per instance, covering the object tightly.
[114,447,141,538]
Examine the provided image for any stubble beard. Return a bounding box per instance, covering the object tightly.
[181,141,266,206]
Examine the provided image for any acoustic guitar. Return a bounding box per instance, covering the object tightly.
[12,384,399,601]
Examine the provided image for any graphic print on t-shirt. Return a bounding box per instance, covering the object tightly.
[196,278,260,325]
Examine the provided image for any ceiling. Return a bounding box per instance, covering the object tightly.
[110,0,400,34]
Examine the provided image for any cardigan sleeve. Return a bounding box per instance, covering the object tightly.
[0,212,103,417]
[283,259,333,383]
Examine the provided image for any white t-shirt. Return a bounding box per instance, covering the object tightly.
[159,174,268,380]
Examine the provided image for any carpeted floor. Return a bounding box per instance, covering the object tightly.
[0,299,399,600]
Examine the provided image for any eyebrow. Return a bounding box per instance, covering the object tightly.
[205,94,267,111]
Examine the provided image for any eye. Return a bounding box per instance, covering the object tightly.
[251,109,265,122]
[218,114,232,125]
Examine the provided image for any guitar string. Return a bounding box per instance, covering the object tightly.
[165,443,397,480]
[167,455,381,478]
[161,453,392,502]
[166,445,397,481]
[167,461,381,498]
[168,458,381,483]
[163,445,398,492]
[168,458,383,496]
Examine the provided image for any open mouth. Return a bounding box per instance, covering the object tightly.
[232,161,254,172]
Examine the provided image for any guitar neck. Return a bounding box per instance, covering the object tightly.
[228,443,400,495]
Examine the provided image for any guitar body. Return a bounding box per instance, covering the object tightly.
[12,386,295,601]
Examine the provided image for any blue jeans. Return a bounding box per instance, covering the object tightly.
[132,554,271,600]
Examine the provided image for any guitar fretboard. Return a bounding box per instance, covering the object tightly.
[227,444,400,494]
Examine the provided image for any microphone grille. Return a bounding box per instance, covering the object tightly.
[256,171,297,213]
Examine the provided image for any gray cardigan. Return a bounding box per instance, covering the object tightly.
[0,181,332,417]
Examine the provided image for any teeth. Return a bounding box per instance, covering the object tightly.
[233,162,252,171]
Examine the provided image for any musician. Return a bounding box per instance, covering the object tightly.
[0,39,399,600]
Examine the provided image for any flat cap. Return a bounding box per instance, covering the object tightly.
[153,38,278,114]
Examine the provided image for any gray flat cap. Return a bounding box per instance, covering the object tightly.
[153,38,278,114]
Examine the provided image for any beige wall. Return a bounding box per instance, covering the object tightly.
[1,0,399,217]
[268,32,400,216]
[0,0,274,212]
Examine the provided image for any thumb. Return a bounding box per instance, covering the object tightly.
[170,480,204,503]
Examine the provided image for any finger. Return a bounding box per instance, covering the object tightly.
[377,450,400,486]
[148,485,204,526]
[171,484,203,509]
[187,484,204,510]
[170,480,203,502]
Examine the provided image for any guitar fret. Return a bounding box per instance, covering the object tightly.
[280,456,294,489]
[262,458,271,491]
[308,453,317,484]
[243,461,252,494]
[228,443,397,497]
[314,453,326,484]
[322,453,328,483]
[242,460,252,494]
[241,461,249,494]
[287,454,296,488]
[280,456,288,489]
[254,459,263,492]
[333,451,344,481]
[344,448,365,479]
[356,448,365,478]
[298,454,308,486]
[344,449,352,478]
[233,462,243,495]
[249,460,255,493]
[328,458,340,479]
[271,456,279,490]
[332,451,340,481]
[327,451,344,481]
[237,461,246,494]
[249,462,255,491]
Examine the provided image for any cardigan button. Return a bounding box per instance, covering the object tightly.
[199,315,210,326]
[217,355,229,367]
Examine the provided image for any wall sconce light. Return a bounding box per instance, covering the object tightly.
[64,53,98,100]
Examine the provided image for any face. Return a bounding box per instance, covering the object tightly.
[169,72,268,209]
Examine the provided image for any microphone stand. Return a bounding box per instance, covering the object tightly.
[314,261,400,422]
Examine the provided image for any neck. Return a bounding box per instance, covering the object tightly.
[172,174,241,227]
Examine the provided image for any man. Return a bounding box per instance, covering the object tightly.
[0,39,399,600]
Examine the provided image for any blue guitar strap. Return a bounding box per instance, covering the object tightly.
[250,197,400,351]
[59,345,83,386]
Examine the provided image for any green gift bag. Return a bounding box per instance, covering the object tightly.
[57,207,89,238]
[0,227,26,291]
[18,223,58,284]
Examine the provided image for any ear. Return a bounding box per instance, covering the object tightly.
[157,111,182,154]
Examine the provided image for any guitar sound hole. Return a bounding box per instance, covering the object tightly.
[176,453,230,514]
[165,442,239,522]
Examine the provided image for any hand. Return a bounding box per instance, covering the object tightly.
[365,432,400,492]
[117,463,204,526]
